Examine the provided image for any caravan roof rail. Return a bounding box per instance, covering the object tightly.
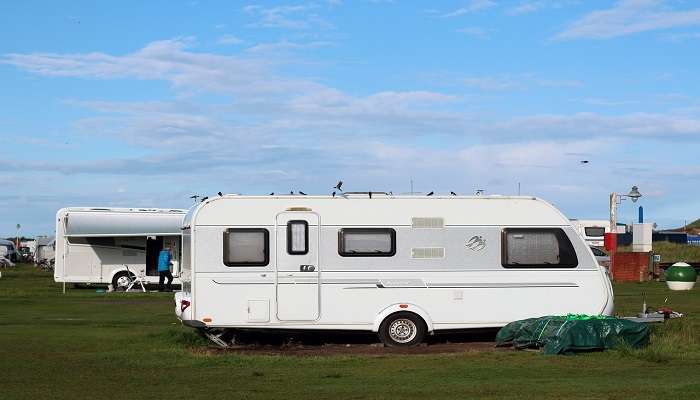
[341,191,392,199]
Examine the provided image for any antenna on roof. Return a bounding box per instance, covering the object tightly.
[450,191,457,196]
[200,196,208,202]
[190,195,200,203]
[426,191,434,196]
[475,189,485,196]
[218,192,223,196]
[299,191,307,195]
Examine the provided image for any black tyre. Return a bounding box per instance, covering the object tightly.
[378,312,426,347]
[112,271,135,291]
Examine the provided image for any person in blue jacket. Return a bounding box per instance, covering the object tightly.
[158,246,173,292]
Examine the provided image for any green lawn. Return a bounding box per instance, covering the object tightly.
[1,264,699,399]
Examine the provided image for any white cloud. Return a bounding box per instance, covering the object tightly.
[461,74,581,91]
[243,3,330,29]
[442,0,497,17]
[555,0,700,40]
[457,27,490,39]
[245,39,332,53]
[507,1,544,15]
[217,34,243,45]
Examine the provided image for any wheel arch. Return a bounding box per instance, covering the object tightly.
[372,303,434,333]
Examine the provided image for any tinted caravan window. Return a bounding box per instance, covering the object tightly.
[584,227,606,237]
[223,228,269,267]
[338,228,396,257]
[502,228,578,268]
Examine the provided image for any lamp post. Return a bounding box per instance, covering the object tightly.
[608,186,642,279]
[16,224,21,251]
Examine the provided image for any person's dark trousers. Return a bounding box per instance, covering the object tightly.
[159,270,174,291]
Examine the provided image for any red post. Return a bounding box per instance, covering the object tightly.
[605,232,617,279]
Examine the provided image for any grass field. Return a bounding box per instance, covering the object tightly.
[1,264,699,399]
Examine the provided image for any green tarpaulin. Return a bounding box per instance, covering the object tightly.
[495,314,650,355]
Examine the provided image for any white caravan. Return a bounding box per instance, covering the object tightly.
[0,239,19,263]
[35,236,55,264]
[175,194,614,346]
[54,208,186,289]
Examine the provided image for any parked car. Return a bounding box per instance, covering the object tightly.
[590,247,610,268]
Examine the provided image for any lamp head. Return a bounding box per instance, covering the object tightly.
[628,185,642,203]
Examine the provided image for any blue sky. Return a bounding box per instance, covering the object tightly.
[2,0,700,236]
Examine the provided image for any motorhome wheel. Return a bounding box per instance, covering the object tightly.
[112,271,135,291]
[379,312,426,347]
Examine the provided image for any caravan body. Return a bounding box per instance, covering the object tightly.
[176,195,614,346]
[54,208,185,288]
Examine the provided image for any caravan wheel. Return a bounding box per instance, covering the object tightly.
[112,271,135,291]
[378,312,426,347]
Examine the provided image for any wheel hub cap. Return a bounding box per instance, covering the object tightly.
[389,318,417,343]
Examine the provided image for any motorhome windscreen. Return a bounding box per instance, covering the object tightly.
[223,228,269,266]
[584,227,606,237]
[502,228,578,268]
[338,228,396,257]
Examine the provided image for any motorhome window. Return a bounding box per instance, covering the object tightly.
[287,220,309,255]
[502,228,578,268]
[338,228,396,257]
[584,227,605,237]
[223,228,269,267]
[67,237,116,247]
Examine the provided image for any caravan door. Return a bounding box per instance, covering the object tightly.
[275,212,320,321]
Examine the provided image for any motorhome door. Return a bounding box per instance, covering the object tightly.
[275,212,320,321]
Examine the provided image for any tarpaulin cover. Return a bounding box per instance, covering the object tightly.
[495,314,650,355]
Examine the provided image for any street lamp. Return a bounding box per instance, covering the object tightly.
[608,186,642,279]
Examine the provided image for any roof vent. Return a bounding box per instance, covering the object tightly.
[411,247,445,259]
[411,217,444,229]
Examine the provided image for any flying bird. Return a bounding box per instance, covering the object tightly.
[450,191,457,196]
[299,191,307,195]
[333,181,343,191]
[580,160,589,164]
[427,191,434,196]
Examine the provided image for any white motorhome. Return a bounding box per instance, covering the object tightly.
[176,194,614,347]
[569,219,625,248]
[54,208,186,289]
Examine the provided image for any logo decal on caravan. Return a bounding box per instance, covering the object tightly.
[466,235,486,251]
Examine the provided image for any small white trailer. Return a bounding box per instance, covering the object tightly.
[569,219,625,248]
[54,207,186,290]
[176,194,614,346]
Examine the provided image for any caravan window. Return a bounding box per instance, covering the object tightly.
[338,228,396,257]
[584,227,605,237]
[223,228,269,267]
[287,220,309,255]
[502,228,578,268]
